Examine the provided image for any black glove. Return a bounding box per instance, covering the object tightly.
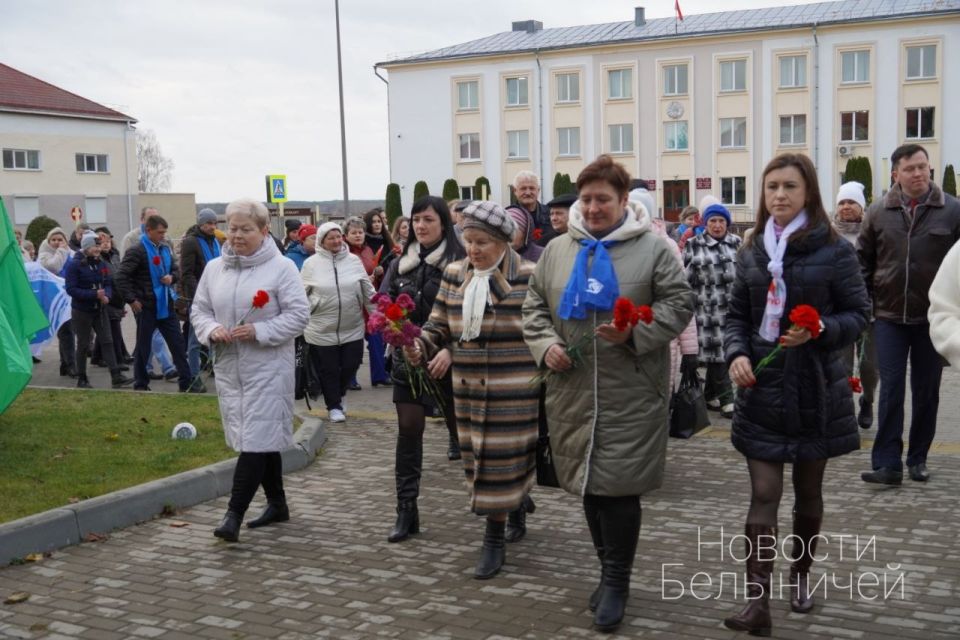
[681,354,699,375]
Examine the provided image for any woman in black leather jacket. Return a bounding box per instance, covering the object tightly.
[379,196,465,544]
[721,154,870,636]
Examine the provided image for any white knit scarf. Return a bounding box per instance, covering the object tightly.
[460,253,505,342]
[760,211,808,342]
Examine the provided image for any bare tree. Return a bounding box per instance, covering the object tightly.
[137,129,175,192]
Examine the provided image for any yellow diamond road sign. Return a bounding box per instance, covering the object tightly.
[266,174,287,203]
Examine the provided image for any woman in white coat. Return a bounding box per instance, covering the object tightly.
[929,240,960,368]
[300,222,376,423]
[191,198,309,543]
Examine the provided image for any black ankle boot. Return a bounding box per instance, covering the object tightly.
[213,511,242,542]
[76,375,92,389]
[447,433,461,460]
[505,495,535,543]
[111,370,134,388]
[858,397,873,429]
[247,503,290,529]
[387,501,419,543]
[474,518,506,579]
[593,496,641,633]
[61,363,77,377]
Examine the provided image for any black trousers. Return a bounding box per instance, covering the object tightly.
[309,339,364,410]
[58,321,75,368]
[92,312,127,365]
[227,452,285,516]
[704,362,734,405]
[73,308,119,378]
[133,311,191,390]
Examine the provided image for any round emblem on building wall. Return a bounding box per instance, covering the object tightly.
[667,101,684,119]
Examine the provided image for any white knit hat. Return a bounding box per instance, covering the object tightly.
[317,221,343,243]
[836,181,866,209]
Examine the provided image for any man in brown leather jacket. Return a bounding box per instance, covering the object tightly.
[858,144,960,485]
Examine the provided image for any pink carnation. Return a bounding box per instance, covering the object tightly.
[366,312,388,334]
[383,326,406,347]
[371,292,392,312]
[396,293,416,311]
[401,322,421,340]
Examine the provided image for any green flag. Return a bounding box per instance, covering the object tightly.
[0,197,48,414]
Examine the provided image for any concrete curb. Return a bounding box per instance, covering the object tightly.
[0,414,326,563]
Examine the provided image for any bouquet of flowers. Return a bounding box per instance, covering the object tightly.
[752,304,821,379]
[531,297,653,386]
[367,293,446,412]
[189,289,270,391]
[849,332,867,393]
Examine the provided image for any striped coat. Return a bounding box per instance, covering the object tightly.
[419,249,539,515]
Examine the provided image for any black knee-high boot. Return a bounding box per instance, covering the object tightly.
[248,452,289,529]
[388,434,422,542]
[215,453,266,542]
[583,495,605,612]
[593,495,641,633]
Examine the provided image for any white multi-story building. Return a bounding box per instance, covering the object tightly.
[0,63,138,232]
[377,0,960,221]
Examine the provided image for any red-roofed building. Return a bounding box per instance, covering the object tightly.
[1,63,138,233]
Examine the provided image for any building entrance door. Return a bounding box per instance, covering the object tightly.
[663,180,690,222]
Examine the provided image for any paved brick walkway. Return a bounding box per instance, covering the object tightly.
[5,326,960,638]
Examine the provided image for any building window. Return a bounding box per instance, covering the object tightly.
[608,69,632,100]
[2,148,40,170]
[505,77,528,107]
[840,50,870,83]
[779,55,807,88]
[779,114,807,145]
[609,124,634,153]
[76,153,109,173]
[719,117,747,148]
[13,196,39,225]
[663,121,688,151]
[459,133,480,160]
[721,177,746,206]
[507,130,530,159]
[840,111,869,142]
[557,127,580,157]
[663,64,688,96]
[460,186,475,200]
[906,107,935,139]
[906,45,936,79]
[556,72,579,103]
[719,60,746,92]
[457,81,479,110]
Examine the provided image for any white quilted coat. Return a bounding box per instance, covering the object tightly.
[191,238,309,452]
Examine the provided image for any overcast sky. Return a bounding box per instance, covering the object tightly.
[2,0,822,201]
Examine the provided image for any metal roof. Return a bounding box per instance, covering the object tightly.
[379,0,960,66]
[0,63,135,122]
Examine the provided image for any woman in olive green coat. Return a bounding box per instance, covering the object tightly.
[522,155,694,633]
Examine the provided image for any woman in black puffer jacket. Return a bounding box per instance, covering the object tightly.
[721,154,869,636]
[379,196,465,544]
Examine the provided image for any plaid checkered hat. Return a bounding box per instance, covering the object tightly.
[461,200,516,243]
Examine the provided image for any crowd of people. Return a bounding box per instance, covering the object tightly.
[12,142,960,635]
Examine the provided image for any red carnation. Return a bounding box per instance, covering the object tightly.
[152,256,161,266]
[848,376,863,393]
[613,297,635,331]
[252,290,269,308]
[788,304,821,339]
[632,304,654,325]
[100,267,109,276]
[532,228,543,241]
[385,303,405,322]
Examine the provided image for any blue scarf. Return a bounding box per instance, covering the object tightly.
[558,238,620,320]
[140,234,177,319]
[198,234,221,263]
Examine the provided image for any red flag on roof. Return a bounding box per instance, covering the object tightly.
[676,0,684,21]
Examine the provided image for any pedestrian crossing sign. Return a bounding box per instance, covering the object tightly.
[266,174,288,203]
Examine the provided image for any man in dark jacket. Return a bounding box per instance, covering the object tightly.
[116,214,194,392]
[858,143,960,485]
[179,208,220,385]
[512,170,552,246]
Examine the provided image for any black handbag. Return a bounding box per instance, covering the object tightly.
[669,365,710,439]
[535,387,560,488]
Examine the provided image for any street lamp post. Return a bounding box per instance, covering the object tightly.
[335,0,350,216]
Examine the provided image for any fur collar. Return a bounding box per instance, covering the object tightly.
[398,240,447,275]
[567,202,650,243]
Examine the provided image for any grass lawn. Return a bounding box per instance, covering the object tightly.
[0,388,234,523]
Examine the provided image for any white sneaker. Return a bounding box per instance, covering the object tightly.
[721,403,735,418]
[328,408,346,423]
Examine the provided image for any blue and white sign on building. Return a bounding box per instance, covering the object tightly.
[266,174,288,203]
